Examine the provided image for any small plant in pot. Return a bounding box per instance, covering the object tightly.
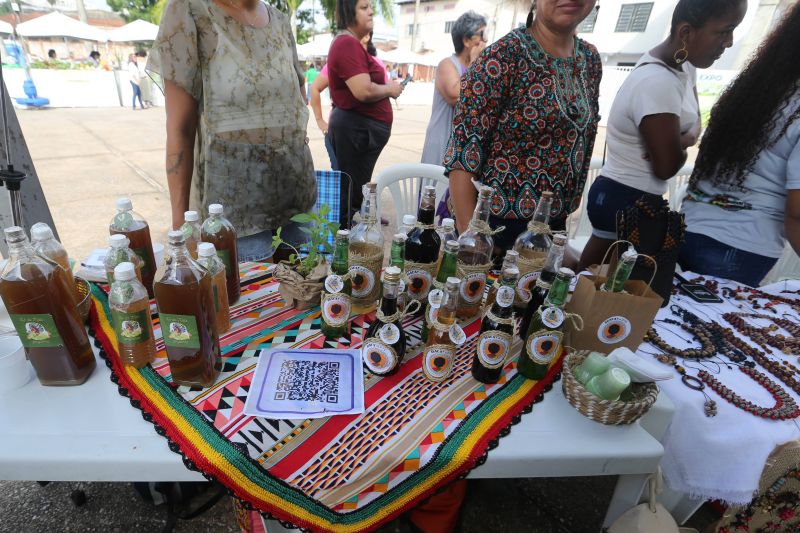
[271,205,339,309]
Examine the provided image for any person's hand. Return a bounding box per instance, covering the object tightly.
[316,117,328,135]
[388,80,404,99]
[680,131,698,149]
[469,41,486,64]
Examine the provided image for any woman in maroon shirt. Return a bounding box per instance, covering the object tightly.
[328,0,404,224]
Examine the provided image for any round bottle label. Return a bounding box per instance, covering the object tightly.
[496,286,515,308]
[540,307,565,329]
[399,279,406,293]
[597,316,632,344]
[428,288,445,308]
[325,274,344,294]
[423,346,455,382]
[477,331,512,369]
[349,265,375,298]
[517,271,540,301]
[362,338,399,375]
[459,272,487,304]
[379,323,400,344]
[321,293,351,327]
[426,306,438,326]
[406,268,433,300]
[449,324,467,345]
[526,331,563,365]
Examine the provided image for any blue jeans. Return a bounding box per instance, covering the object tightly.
[130,81,143,109]
[678,231,778,287]
[324,133,337,170]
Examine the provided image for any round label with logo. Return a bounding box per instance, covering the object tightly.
[477,331,512,369]
[362,338,399,375]
[325,274,344,294]
[540,307,565,329]
[423,346,455,382]
[449,324,467,345]
[406,268,433,300]
[517,271,540,301]
[379,323,400,344]
[399,278,406,293]
[526,331,563,364]
[597,316,632,344]
[460,272,487,304]
[496,286,515,308]
[321,293,350,327]
[428,288,445,308]
[349,265,375,298]
[426,306,438,326]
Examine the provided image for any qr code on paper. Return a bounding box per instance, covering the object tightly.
[274,360,340,403]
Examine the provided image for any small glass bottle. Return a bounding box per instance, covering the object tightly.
[109,262,156,369]
[349,183,385,314]
[362,266,407,376]
[197,242,232,335]
[181,210,202,259]
[472,265,519,384]
[518,268,574,380]
[602,247,638,293]
[456,185,494,319]
[422,276,464,382]
[321,230,352,340]
[104,234,144,286]
[0,226,95,386]
[401,214,417,236]
[154,230,221,388]
[201,203,240,305]
[435,217,458,269]
[518,234,567,337]
[389,233,406,270]
[110,197,157,299]
[405,186,441,314]
[513,191,554,308]
[31,222,76,294]
[485,250,519,308]
[421,240,458,343]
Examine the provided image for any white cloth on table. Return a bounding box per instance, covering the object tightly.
[636,274,800,505]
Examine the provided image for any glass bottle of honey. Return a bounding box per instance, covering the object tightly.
[154,230,221,388]
[349,183,384,314]
[201,204,240,305]
[110,197,156,299]
[422,276,465,382]
[0,226,95,386]
[456,185,495,319]
[104,234,144,286]
[197,242,232,335]
[109,262,156,368]
[512,191,553,312]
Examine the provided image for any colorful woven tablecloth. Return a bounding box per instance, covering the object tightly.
[89,263,564,532]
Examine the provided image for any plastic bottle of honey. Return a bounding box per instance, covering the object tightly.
[109,262,156,368]
[110,197,156,299]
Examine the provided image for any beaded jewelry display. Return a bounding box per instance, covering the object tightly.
[724,312,800,355]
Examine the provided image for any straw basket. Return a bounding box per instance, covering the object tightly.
[75,276,92,323]
[562,350,659,425]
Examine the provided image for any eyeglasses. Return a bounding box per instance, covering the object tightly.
[475,31,488,42]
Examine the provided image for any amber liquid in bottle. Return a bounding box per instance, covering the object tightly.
[110,267,156,369]
[110,220,156,299]
[201,210,240,305]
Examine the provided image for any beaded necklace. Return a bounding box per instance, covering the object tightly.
[724,312,800,355]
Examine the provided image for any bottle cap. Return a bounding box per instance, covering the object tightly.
[184,210,199,222]
[558,267,575,278]
[402,214,417,226]
[336,229,350,238]
[446,276,460,285]
[384,266,401,281]
[423,185,436,196]
[553,234,568,246]
[4,226,26,245]
[478,185,492,197]
[503,266,520,277]
[444,240,459,253]
[108,234,129,247]
[505,250,519,258]
[167,229,186,245]
[209,204,223,215]
[116,197,133,211]
[198,242,217,257]
[114,262,136,281]
[392,233,406,242]
[30,222,54,241]
[442,217,454,228]
[621,247,638,261]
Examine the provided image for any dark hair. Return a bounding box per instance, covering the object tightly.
[48,49,56,58]
[451,11,487,54]
[526,2,535,28]
[90,50,100,59]
[691,2,800,190]
[670,0,744,36]
[136,50,147,58]
[335,0,357,30]
[366,31,377,56]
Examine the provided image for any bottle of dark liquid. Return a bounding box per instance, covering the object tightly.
[0,226,95,386]
[513,191,553,311]
[472,265,519,384]
[154,230,221,388]
[321,230,351,340]
[110,262,156,369]
[422,276,464,382]
[201,203,240,305]
[518,233,567,337]
[421,240,458,343]
[110,197,156,299]
[485,250,519,308]
[602,246,637,293]
[456,186,494,320]
[518,268,574,380]
[349,183,384,314]
[404,186,441,314]
[362,266,407,376]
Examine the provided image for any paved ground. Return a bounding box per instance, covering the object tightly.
[2,106,719,532]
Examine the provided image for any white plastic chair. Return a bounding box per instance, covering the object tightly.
[667,164,694,211]
[374,163,449,229]
[566,157,603,256]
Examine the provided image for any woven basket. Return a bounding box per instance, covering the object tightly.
[75,276,92,323]
[562,350,659,425]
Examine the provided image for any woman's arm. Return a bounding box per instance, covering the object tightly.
[310,74,330,133]
[450,170,477,233]
[435,58,461,107]
[639,113,688,180]
[785,190,800,256]
[164,80,199,229]
[344,73,403,103]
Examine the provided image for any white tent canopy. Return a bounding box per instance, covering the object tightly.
[107,19,158,42]
[16,12,107,41]
[296,34,334,60]
[0,20,13,34]
[378,48,439,67]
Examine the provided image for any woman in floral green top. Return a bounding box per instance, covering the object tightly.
[444,0,602,251]
[148,0,317,261]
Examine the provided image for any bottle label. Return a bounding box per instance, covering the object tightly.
[406,268,433,300]
[321,293,351,327]
[133,247,153,277]
[160,313,201,350]
[362,338,399,375]
[112,308,151,346]
[180,223,193,241]
[459,272,487,304]
[325,274,344,294]
[10,313,64,348]
[426,306,438,326]
[496,286,515,308]
[540,307,565,329]
[517,271,541,302]
[526,330,563,365]
[449,324,467,345]
[477,331,512,369]
[216,249,233,274]
[112,212,134,230]
[349,265,375,299]
[379,323,400,344]
[428,288,444,308]
[423,346,456,382]
[398,278,406,294]
[597,316,632,344]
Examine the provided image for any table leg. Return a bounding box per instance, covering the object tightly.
[602,473,650,528]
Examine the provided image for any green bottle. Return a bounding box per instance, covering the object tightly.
[518,267,574,380]
[601,247,637,293]
[421,240,459,343]
[390,233,406,270]
[321,230,352,339]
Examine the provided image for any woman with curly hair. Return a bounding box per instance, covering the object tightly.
[678,1,800,286]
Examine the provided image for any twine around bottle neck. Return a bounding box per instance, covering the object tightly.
[486,308,514,326]
[527,220,551,234]
[376,299,420,323]
[468,219,505,236]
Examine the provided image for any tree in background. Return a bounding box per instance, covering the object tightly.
[296,9,314,44]
[318,0,394,33]
[107,0,160,22]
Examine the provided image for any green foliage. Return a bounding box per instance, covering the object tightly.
[272,204,339,278]
[318,0,394,33]
[106,0,160,22]
[296,9,314,44]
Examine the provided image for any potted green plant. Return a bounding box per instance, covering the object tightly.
[271,205,339,309]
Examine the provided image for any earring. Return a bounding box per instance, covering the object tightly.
[673,40,688,65]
